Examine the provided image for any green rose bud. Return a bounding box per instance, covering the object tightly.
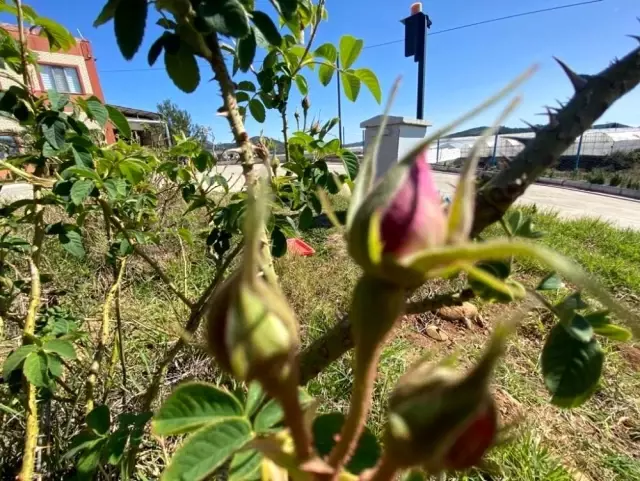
[206,272,299,385]
[384,322,511,472]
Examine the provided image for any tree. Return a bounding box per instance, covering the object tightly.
[156,99,209,144]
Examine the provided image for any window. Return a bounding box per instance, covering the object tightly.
[40,65,82,94]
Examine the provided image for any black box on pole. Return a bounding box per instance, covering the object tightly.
[402,11,432,119]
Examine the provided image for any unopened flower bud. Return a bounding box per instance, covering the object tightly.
[384,364,496,472]
[206,272,299,385]
[348,148,447,287]
[310,121,320,135]
[301,96,311,112]
[384,323,509,471]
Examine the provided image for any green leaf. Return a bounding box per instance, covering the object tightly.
[313,413,380,474]
[237,29,257,72]
[537,272,565,291]
[64,429,102,460]
[103,178,127,200]
[148,34,166,66]
[3,345,38,378]
[341,71,361,102]
[87,405,111,436]
[199,0,250,38]
[564,314,594,343]
[41,118,66,149]
[161,418,253,481]
[59,229,85,258]
[253,397,284,433]
[298,206,313,231]
[339,35,363,69]
[194,151,214,172]
[165,45,200,93]
[74,442,104,481]
[118,158,148,184]
[86,98,109,127]
[339,149,359,181]
[244,382,266,418]
[252,390,311,434]
[35,17,75,51]
[237,80,256,92]
[294,75,308,96]
[94,0,121,27]
[583,311,632,342]
[63,166,101,182]
[114,0,147,60]
[47,354,63,378]
[541,322,604,408]
[354,68,381,103]
[270,227,287,258]
[251,11,281,46]
[274,0,297,20]
[70,179,95,205]
[248,98,266,123]
[236,91,251,103]
[106,105,131,139]
[72,146,94,168]
[43,339,76,359]
[23,351,48,388]
[48,90,69,111]
[229,449,262,481]
[153,382,244,436]
[554,292,589,321]
[314,43,337,61]
[318,62,335,86]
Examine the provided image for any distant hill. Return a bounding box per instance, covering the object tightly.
[446,122,632,138]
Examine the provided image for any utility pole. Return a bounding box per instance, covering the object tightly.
[336,54,343,145]
[402,2,432,119]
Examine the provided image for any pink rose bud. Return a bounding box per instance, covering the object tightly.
[348,148,447,287]
[380,150,447,256]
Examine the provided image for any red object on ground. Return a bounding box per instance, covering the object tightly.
[287,238,315,256]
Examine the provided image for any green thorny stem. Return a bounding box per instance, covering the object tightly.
[16,1,42,478]
[326,277,405,477]
[85,258,127,415]
[205,32,278,283]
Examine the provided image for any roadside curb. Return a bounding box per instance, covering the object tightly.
[431,164,640,201]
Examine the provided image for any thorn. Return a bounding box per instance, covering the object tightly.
[521,119,540,133]
[553,57,588,91]
[536,107,559,127]
[628,34,640,44]
[555,99,565,110]
[545,106,559,125]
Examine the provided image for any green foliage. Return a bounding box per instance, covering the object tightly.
[542,318,604,408]
[113,0,147,60]
[312,413,380,474]
[165,44,201,93]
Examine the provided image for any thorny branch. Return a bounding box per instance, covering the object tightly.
[299,41,640,385]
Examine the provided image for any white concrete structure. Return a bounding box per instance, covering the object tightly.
[360,115,432,177]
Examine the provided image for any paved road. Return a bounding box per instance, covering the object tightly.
[2,166,639,230]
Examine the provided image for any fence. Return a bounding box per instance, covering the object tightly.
[430,127,640,170]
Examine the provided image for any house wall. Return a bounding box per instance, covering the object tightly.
[0,24,114,142]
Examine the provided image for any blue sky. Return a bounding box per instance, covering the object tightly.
[17,0,640,143]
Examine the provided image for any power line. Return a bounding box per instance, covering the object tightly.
[100,0,605,73]
[363,0,604,49]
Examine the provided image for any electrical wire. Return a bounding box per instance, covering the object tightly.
[100,0,605,73]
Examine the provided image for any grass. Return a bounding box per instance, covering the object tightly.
[2,196,639,480]
[277,203,640,481]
